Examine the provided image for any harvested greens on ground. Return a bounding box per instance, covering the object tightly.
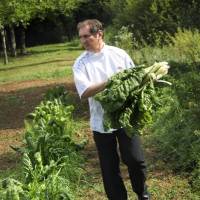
[94,62,171,137]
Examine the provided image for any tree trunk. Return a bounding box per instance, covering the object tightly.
[20,26,27,55]
[0,28,8,64]
[9,25,17,57]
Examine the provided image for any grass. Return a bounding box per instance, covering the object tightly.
[0,42,83,84]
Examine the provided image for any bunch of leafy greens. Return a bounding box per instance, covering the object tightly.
[95,62,171,137]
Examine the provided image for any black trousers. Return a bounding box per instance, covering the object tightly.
[93,128,147,200]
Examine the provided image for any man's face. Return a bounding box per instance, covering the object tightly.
[78,25,102,52]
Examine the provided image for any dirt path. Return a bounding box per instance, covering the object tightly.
[0,78,76,128]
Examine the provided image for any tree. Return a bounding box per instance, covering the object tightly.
[0,0,8,64]
[0,0,83,64]
[107,0,200,46]
[0,0,33,59]
[14,0,84,54]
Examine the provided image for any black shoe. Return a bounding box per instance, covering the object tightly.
[138,192,150,200]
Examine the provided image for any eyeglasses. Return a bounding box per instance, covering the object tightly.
[79,34,93,39]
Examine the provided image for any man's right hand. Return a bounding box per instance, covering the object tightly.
[81,81,107,99]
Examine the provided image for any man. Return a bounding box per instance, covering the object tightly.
[73,19,150,200]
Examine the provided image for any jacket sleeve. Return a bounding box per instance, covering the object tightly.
[124,51,135,69]
[73,60,92,98]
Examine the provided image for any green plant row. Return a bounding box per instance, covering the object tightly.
[0,86,87,200]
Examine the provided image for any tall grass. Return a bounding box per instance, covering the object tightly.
[134,29,200,195]
[111,26,200,195]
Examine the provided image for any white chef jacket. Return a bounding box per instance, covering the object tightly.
[73,44,135,133]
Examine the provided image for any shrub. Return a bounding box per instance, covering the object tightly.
[170,28,200,63]
[149,70,200,194]
[112,26,139,56]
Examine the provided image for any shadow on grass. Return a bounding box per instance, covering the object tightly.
[0,59,74,72]
[0,81,89,129]
[28,46,82,55]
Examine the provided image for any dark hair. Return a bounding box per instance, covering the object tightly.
[77,19,103,34]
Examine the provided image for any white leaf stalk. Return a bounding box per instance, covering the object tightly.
[143,61,171,85]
